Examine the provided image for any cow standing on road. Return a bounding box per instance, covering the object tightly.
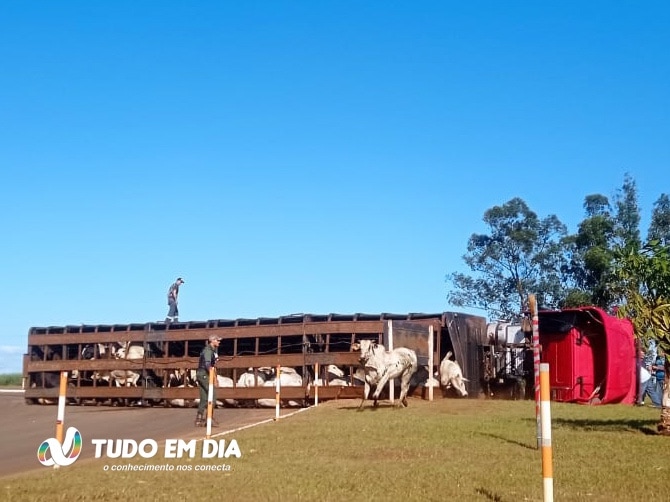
[352,339,418,409]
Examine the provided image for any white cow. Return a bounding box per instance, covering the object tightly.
[233,368,271,407]
[77,343,117,382]
[326,364,344,378]
[81,343,116,360]
[168,384,192,408]
[180,375,235,408]
[116,342,145,360]
[92,369,141,387]
[236,368,270,387]
[439,351,468,397]
[257,367,303,408]
[410,365,440,388]
[324,364,350,386]
[352,340,418,409]
[81,342,138,388]
[352,367,367,386]
[216,375,238,407]
[86,342,144,389]
[109,342,144,387]
[312,365,350,388]
[166,368,197,388]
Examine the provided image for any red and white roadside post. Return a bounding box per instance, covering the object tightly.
[54,371,68,469]
[529,294,542,449]
[540,363,554,502]
[274,365,281,420]
[206,367,215,439]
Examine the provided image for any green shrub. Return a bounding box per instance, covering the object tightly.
[0,373,23,386]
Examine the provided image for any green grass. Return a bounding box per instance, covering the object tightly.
[0,374,22,386]
[3,399,668,501]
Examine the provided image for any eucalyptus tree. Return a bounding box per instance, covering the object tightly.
[612,173,642,249]
[446,197,569,320]
[563,194,616,308]
[648,194,670,246]
[564,175,641,310]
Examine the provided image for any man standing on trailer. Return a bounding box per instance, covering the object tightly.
[165,277,184,324]
[195,335,221,427]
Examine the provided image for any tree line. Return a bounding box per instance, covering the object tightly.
[446,173,670,349]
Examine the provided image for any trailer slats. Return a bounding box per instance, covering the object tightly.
[23,312,487,406]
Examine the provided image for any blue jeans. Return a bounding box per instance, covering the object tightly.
[166,300,179,321]
[650,378,664,407]
[639,378,662,406]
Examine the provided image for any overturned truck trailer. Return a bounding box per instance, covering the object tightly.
[23,311,487,406]
[540,307,636,404]
[479,306,637,404]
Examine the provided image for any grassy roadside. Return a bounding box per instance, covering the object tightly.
[0,374,22,386]
[2,398,668,501]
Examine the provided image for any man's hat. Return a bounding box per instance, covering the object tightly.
[177,277,184,283]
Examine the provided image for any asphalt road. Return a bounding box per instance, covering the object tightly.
[0,389,277,478]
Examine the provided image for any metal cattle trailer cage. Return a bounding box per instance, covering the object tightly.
[23,311,487,406]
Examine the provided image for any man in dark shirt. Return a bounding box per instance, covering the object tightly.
[165,277,184,324]
[195,335,221,427]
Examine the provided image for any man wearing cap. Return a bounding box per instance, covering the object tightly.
[165,277,184,325]
[195,335,221,427]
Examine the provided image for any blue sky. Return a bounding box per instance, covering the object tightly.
[1,2,668,373]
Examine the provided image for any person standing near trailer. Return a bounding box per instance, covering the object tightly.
[195,335,221,427]
[650,347,666,408]
[165,277,184,324]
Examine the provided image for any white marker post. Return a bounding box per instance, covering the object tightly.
[428,325,434,402]
[387,320,394,404]
[206,367,215,439]
[54,371,68,470]
[540,363,554,502]
[314,363,319,407]
[275,365,281,420]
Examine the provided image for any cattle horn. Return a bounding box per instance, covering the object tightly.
[351,342,360,351]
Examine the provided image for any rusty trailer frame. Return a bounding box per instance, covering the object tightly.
[23,312,487,406]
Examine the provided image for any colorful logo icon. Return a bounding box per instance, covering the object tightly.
[37,427,83,467]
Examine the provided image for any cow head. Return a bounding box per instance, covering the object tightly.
[354,339,379,365]
[81,345,95,360]
[327,364,345,378]
[445,365,468,397]
[450,373,469,397]
[82,343,112,360]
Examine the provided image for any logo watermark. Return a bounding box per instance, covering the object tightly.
[37,426,83,467]
[37,430,241,470]
[91,438,241,459]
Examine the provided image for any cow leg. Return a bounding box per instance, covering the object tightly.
[372,383,380,408]
[372,372,391,404]
[399,373,412,407]
[359,381,371,409]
